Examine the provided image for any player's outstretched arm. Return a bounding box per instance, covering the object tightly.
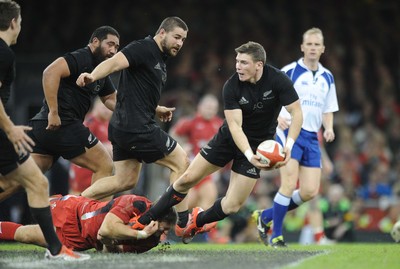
[76,52,129,87]
[156,105,176,122]
[97,213,158,242]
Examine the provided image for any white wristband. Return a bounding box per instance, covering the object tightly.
[244,148,253,162]
[137,230,148,240]
[286,137,295,151]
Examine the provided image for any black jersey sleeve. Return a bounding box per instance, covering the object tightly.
[0,45,15,104]
[0,46,15,89]
[120,40,148,68]
[274,70,299,106]
[64,53,78,76]
[222,75,241,110]
[64,49,91,77]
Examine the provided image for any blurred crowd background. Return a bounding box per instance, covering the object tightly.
[1,0,400,243]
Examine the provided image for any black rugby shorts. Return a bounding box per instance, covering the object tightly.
[28,120,99,160]
[109,125,177,163]
[199,125,261,179]
[0,130,30,175]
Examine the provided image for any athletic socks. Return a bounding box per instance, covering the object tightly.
[30,206,62,256]
[196,198,228,227]
[261,190,304,224]
[0,221,22,240]
[177,210,189,228]
[261,208,273,224]
[287,190,304,211]
[138,185,186,225]
[270,192,290,240]
[314,228,325,242]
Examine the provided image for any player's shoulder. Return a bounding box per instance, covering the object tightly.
[318,63,334,76]
[265,64,291,81]
[66,46,90,58]
[318,63,335,83]
[223,72,239,88]
[0,41,14,62]
[124,36,154,51]
[266,63,286,74]
[280,61,297,72]
[63,46,92,68]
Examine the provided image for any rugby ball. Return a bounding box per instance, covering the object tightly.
[391,220,400,243]
[256,140,284,166]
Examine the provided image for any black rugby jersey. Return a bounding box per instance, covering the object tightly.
[0,38,15,105]
[110,36,168,133]
[223,64,299,141]
[32,47,116,123]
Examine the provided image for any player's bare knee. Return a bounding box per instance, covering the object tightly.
[300,189,318,202]
[174,155,190,175]
[177,171,198,190]
[116,175,138,191]
[182,155,190,170]
[222,201,242,214]
[99,161,114,175]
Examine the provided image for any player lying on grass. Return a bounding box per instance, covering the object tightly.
[0,194,176,253]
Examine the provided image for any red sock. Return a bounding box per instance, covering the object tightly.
[314,231,325,242]
[0,221,22,240]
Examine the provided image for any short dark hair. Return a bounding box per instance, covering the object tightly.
[156,16,188,35]
[89,25,120,44]
[0,0,20,31]
[235,41,267,65]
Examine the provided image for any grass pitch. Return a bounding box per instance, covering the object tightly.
[0,242,398,269]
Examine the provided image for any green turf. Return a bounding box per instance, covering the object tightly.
[280,243,399,269]
[0,242,398,269]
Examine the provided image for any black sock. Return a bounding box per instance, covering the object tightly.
[30,206,62,255]
[138,185,186,225]
[196,198,228,227]
[288,199,299,211]
[177,210,189,228]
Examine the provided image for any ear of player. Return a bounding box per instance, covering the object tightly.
[256,140,284,167]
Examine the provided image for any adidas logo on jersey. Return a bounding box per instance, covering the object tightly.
[238,97,249,105]
[246,167,257,176]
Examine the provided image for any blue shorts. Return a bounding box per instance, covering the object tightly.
[276,128,321,168]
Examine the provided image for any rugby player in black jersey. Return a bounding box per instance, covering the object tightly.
[26,26,120,200]
[132,41,303,244]
[0,0,89,260]
[76,17,193,236]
